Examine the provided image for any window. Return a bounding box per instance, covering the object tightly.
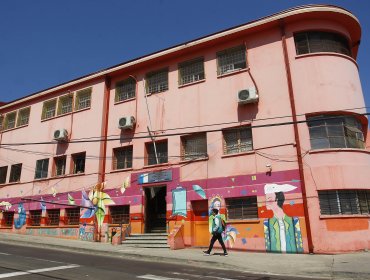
[146,68,169,94]
[75,88,92,110]
[294,31,351,56]
[72,152,86,174]
[109,205,130,224]
[217,45,246,75]
[57,94,73,115]
[113,146,133,170]
[308,115,365,149]
[35,159,49,179]
[0,116,3,131]
[17,107,30,127]
[0,166,8,184]
[115,78,136,102]
[4,112,16,130]
[42,99,57,120]
[181,133,207,161]
[65,208,80,225]
[29,210,42,226]
[45,209,60,226]
[223,126,253,154]
[9,164,22,183]
[2,212,14,227]
[226,196,258,220]
[146,141,168,165]
[53,156,66,176]
[319,190,370,215]
[179,58,205,85]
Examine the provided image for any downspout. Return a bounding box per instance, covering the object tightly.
[279,19,314,253]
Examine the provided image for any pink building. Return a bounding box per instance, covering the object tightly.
[0,5,369,253]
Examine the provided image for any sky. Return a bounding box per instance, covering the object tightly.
[0,0,369,111]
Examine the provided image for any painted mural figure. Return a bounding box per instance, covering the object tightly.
[263,184,303,253]
[203,208,228,256]
[14,203,26,229]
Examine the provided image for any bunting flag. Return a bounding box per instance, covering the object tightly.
[68,193,75,205]
[40,197,46,211]
[51,187,57,197]
[192,185,206,199]
[0,201,12,211]
[120,176,130,194]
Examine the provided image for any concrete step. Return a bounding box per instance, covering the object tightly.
[122,233,169,248]
[123,240,168,244]
[130,233,168,237]
[122,244,170,248]
[126,236,167,240]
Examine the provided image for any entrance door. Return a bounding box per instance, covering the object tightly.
[144,186,167,233]
[191,200,209,247]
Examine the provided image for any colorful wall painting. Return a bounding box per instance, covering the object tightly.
[14,203,26,229]
[79,223,95,241]
[172,186,187,217]
[192,185,206,199]
[263,183,303,253]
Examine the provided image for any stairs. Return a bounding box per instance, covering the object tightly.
[122,233,169,248]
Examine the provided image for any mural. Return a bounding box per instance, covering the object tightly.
[14,203,26,229]
[172,186,187,217]
[263,183,303,253]
[0,201,12,211]
[192,185,206,199]
[79,223,95,241]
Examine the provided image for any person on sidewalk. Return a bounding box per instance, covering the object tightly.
[203,208,228,256]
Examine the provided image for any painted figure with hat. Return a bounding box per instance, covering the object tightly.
[263,183,303,253]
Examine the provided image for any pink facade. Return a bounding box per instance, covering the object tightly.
[0,5,369,253]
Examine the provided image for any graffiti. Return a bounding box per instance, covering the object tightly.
[263,183,303,253]
[61,228,79,236]
[79,223,95,241]
[14,203,26,229]
[26,228,59,236]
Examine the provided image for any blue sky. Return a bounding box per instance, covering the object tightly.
[0,0,369,111]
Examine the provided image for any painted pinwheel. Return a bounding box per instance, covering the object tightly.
[80,182,115,228]
[222,225,239,248]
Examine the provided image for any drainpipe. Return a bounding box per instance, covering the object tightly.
[279,19,314,253]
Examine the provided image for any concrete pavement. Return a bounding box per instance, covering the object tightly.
[0,232,369,280]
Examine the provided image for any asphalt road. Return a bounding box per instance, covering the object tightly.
[0,243,322,280]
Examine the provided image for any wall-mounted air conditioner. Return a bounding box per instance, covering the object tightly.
[53,129,68,141]
[118,116,136,130]
[237,87,259,105]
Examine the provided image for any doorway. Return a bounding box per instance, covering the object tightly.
[144,186,167,233]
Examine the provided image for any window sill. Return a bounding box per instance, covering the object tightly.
[217,68,248,79]
[0,227,13,229]
[110,168,133,174]
[308,148,370,155]
[320,214,370,219]
[221,150,255,159]
[179,157,208,164]
[0,124,29,133]
[178,79,205,89]
[114,97,136,105]
[59,225,79,228]
[146,89,168,96]
[226,219,260,224]
[108,223,129,227]
[0,181,21,187]
[142,163,169,169]
[26,226,60,228]
[35,172,86,182]
[295,52,358,68]
[41,107,90,122]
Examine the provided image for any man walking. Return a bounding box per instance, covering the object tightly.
[203,208,228,256]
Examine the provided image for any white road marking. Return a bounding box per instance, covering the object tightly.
[0,253,10,256]
[0,264,80,279]
[137,274,186,280]
[172,272,237,280]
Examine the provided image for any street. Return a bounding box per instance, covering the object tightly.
[0,243,322,280]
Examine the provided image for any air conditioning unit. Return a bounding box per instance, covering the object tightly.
[118,116,136,130]
[53,129,68,141]
[237,87,259,105]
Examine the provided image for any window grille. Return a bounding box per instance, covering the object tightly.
[217,46,246,75]
[65,208,80,225]
[226,196,258,220]
[17,107,30,127]
[0,166,8,184]
[4,112,16,130]
[46,209,60,226]
[72,152,85,174]
[54,156,66,176]
[2,212,14,227]
[318,190,370,215]
[113,146,133,170]
[146,141,168,165]
[181,133,207,161]
[42,99,57,120]
[223,126,253,154]
[294,31,351,56]
[57,94,73,115]
[115,78,136,102]
[29,210,42,226]
[9,164,22,183]
[308,115,365,150]
[75,88,92,110]
[146,68,168,94]
[179,58,205,85]
[109,205,130,224]
[35,159,49,179]
[0,116,3,131]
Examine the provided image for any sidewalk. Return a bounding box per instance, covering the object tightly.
[0,233,369,280]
